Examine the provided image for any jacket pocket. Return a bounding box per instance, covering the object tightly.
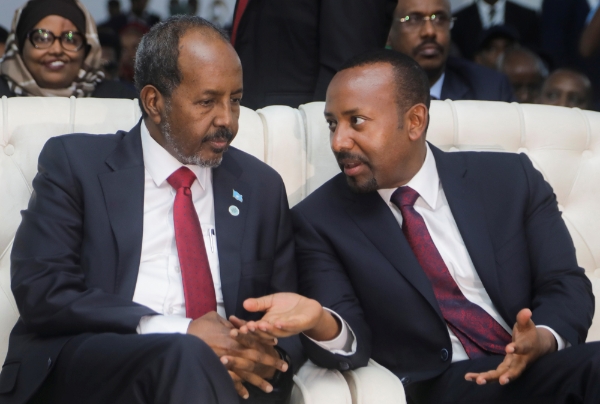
[0,362,20,394]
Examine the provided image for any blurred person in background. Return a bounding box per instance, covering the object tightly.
[498,47,548,104]
[170,0,199,16]
[98,29,121,81]
[0,26,9,56]
[538,69,592,110]
[128,0,161,28]
[388,0,513,102]
[452,0,540,61]
[118,22,148,84]
[0,0,137,98]
[230,0,397,110]
[108,0,122,19]
[473,25,519,70]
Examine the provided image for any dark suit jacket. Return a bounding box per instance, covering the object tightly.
[292,145,593,391]
[441,56,515,101]
[233,0,397,110]
[452,1,541,60]
[0,123,302,403]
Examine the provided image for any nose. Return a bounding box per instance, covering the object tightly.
[330,123,354,153]
[213,99,235,129]
[47,37,64,55]
[420,19,437,38]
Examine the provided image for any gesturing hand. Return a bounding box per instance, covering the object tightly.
[465,308,557,385]
[241,292,341,341]
[187,311,287,399]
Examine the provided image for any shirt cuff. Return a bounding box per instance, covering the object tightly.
[137,315,192,334]
[536,325,571,350]
[303,308,357,356]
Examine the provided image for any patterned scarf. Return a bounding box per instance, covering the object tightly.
[0,0,104,97]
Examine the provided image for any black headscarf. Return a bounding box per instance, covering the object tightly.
[16,0,86,51]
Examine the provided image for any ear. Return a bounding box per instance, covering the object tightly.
[407,104,429,142]
[140,85,166,126]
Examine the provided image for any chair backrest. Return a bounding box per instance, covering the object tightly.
[1,97,599,367]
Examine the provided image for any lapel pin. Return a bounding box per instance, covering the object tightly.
[229,205,240,216]
[233,190,243,202]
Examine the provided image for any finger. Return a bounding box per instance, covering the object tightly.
[235,369,274,394]
[217,315,235,329]
[515,308,533,331]
[254,320,298,338]
[465,359,512,384]
[229,315,247,329]
[497,359,528,385]
[237,348,288,372]
[236,327,278,344]
[234,329,278,348]
[228,370,249,399]
[243,295,275,313]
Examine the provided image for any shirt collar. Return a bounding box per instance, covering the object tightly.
[140,121,208,190]
[377,143,440,210]
[430,72,445,100]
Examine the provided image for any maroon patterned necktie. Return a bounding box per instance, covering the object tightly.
[167,167,216,319]
[391,186,511,359]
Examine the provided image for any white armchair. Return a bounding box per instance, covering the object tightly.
[1,97,599,403]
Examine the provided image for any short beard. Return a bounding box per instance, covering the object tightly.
[160,103,232,168]
[334,150,379,193]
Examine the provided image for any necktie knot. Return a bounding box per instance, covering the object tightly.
[390,186,420,209]
[167,166,197,190]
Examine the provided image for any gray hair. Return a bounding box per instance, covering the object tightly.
[134,15,229,117]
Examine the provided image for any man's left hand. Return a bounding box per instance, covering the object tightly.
[465,308,557,385]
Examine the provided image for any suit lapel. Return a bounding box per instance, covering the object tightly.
[441,63,470,100]
[98,123,145,298]
[431,146,503,309]
[213,149,251,317]
[343,181,443,320]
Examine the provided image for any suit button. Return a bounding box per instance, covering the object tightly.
[400,376,410,385]
[440,348,449,361]
[339,361,350,371]
[47,357,52,369]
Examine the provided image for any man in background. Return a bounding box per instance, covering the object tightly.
[538,69,593,110]
[452,0,540,60]
[388,0,513,101]
[230,0,397,110]
[499,47,548,103]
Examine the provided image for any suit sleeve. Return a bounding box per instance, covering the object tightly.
[292,208,371,371]
[10,137,155,337]
[313,0,397,101]
[519,153,594,345]
[499,73,516,102]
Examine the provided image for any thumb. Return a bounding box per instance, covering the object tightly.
[515,308,533,332]
[243,294,275,313]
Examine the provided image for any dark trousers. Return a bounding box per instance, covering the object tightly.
[29,333,241,404]
[407,341,600,404]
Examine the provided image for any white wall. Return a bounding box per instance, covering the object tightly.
[0,0,236,32]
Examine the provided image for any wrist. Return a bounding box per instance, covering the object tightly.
[304,308,341,341]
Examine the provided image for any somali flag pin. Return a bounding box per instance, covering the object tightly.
[233,190,243,202]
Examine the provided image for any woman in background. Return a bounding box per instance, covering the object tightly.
[0,0,138,98]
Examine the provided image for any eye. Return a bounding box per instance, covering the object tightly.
[231,97,242,104]
[326,119,337,131]
[351,116,366,125]
[198,99,214,107]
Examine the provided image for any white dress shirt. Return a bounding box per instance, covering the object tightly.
[328,144,566,361]
[134,122,226,334]
[430,73,445,100]
[477,0,506,29]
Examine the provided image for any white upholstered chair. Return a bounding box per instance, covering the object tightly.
[1,97,599,403]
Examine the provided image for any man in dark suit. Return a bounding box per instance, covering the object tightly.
[388,0,514,102]
[0,16,300,404]
[230,0,397,110]
[452,0,540,61]
[237,49,600,403]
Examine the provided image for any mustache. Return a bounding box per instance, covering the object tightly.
[413,39,444,55]
[334,151,370,166]
[203,127,234,143]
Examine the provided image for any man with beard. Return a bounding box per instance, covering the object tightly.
[2,16,300,404]
[388,0,514,102]
[234,49,600,403]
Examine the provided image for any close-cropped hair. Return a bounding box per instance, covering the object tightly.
[134,15,229,117]
[339,49,431,113]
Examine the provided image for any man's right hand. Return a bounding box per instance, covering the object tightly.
[187,311,288,399]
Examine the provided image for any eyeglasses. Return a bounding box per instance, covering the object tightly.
[27,29,86,52]
[395,13,456,31]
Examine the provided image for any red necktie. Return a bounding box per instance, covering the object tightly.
[231,0,249,46]
[167,167,216,319]
[391,186,511,359]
